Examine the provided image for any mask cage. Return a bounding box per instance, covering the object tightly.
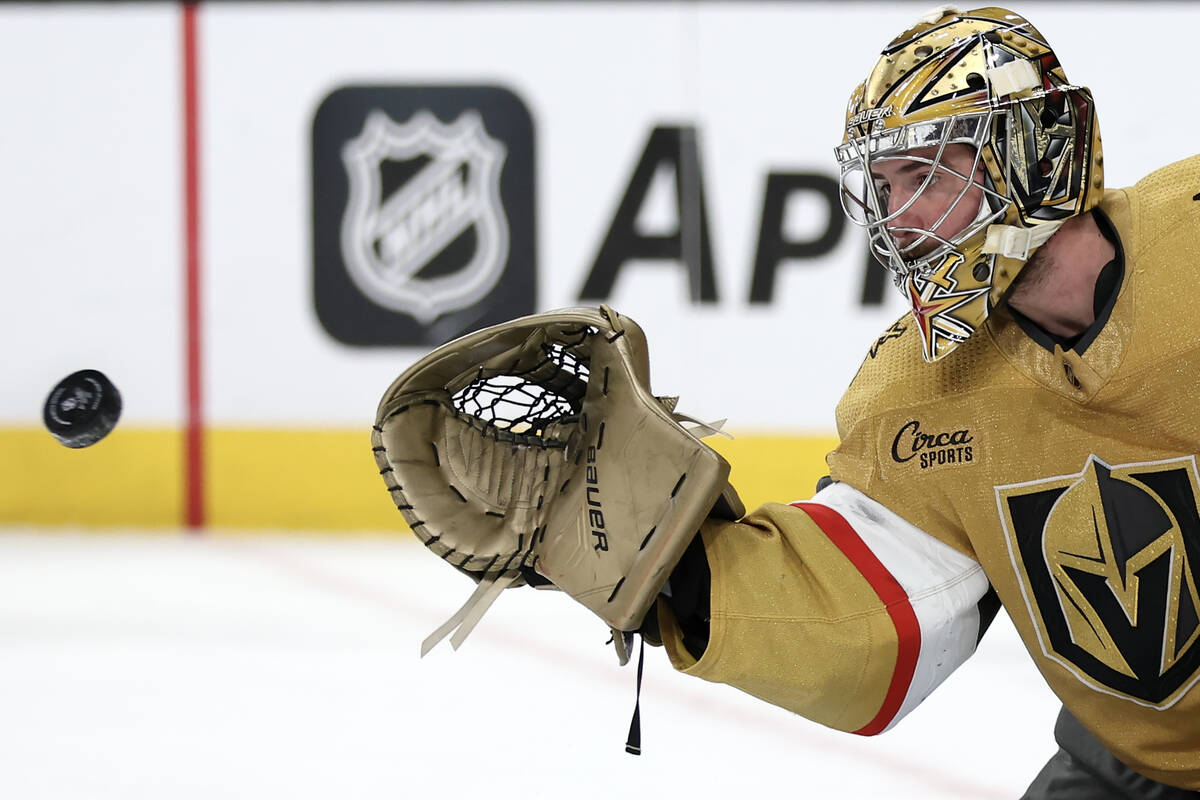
[836,113,1012,284]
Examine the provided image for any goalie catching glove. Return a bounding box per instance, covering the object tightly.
[371,305,742,656]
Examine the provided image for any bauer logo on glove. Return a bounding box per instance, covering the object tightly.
[371,305,740,655]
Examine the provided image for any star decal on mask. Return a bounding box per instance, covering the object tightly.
[924,251,964,291]
[906,271,988,360]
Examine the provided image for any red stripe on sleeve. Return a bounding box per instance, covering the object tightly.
[791,501,921,736]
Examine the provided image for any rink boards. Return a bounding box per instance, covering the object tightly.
[0,2,1190,529]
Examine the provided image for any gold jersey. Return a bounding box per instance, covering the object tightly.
[662,155,1200,789]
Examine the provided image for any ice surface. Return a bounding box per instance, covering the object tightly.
[0,529,1058,798]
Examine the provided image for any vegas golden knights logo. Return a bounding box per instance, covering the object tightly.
[997,455,1200,708]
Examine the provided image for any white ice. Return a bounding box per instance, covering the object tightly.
[0,529,1059,799]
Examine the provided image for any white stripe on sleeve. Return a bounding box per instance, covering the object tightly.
[809,481,990,732]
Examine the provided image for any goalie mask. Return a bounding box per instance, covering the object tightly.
[836,5,1103,361]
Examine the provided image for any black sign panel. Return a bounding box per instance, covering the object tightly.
[312,85,536,346]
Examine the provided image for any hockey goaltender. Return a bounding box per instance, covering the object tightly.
[374,5,1200,797]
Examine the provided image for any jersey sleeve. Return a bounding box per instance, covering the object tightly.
[658,481,991,735]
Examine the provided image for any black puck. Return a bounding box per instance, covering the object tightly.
[43,369,122,449]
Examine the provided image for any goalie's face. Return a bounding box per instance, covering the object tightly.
[836,111,1011,288]
[866,143,988,263]
[854,143,993,266]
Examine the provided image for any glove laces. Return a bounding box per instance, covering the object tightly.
[420,569,521,656]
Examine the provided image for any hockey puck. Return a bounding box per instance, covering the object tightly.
[43,369,122,449]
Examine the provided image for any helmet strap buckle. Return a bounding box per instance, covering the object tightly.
[982,222,1063,260]
[986,60,1040,96]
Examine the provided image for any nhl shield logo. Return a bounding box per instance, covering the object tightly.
[997,455,1200,708]
[340,110,510,324]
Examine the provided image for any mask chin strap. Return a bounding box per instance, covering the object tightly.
[982,221,1064,261]
[978,57,1065,263]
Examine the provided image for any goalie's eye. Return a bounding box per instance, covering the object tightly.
[871,176,892,208]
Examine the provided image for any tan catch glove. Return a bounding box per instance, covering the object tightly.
[371,306,740,655]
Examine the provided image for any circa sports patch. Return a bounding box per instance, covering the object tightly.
[996,455,1200,709]
[888,418,977,471]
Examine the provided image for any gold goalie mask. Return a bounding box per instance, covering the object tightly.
[836,5,1104,361]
